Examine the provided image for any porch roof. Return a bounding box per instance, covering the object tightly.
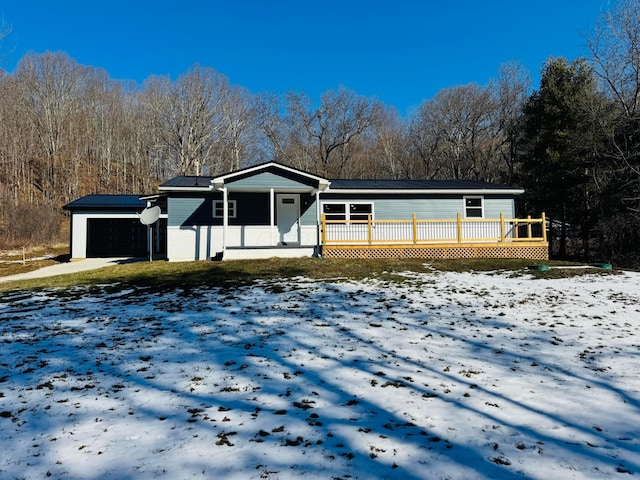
[211,162,330,192]
[158,162,331,193]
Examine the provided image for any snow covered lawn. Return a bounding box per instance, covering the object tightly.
[1,268,639,479]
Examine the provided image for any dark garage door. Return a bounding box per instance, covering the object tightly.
[86,218,148,257]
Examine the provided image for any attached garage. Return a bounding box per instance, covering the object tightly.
[63,195,167,260]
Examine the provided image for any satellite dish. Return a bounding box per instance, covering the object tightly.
[139,206,161,225]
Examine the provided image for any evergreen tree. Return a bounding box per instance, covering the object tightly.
[519,57,609,258]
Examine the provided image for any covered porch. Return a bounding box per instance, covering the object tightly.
[210,163,330,259]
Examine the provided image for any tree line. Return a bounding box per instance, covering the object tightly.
[0,0,639,267]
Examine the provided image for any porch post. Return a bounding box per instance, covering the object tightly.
[222,187,228,253]
[315,190,321,253]
[500,212,505,242]
[270,188,275,245]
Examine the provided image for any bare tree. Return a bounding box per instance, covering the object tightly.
[587,0,640,119]
[254,92,292,165]
[409,84,501,181]
[215,85,261,173]
[0,71,22,204]
[14,52,85,204]
[583,0,640,267]
[407,102,446,180]
[78,68,157,196]
[587,0,640,215]
[490,61,532,183]
[265,88,378,177]
[368,105,412,179]
[145,65,231,176]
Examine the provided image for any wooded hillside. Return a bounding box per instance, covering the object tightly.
[1,1,639,266]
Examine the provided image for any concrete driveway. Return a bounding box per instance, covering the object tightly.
[0,258,135,284]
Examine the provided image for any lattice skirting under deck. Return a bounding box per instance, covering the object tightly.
[321,243,549,260]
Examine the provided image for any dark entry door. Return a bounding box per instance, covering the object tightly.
[86,218,148,257]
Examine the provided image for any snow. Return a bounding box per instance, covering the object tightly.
[0,268,639,479]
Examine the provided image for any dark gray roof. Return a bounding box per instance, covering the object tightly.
[63,194,145,210]
[157,161,518,191]
[327,179,516,190]
[158,175,517,191]
[159,176,214,188]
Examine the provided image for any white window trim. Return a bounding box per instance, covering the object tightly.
[213,199,237,219]
[321,201,375,221]
[463,196,484,218]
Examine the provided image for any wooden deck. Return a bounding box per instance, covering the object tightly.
[320,213,549,260]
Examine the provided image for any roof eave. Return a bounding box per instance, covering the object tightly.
[323,188,525,195]
[62,204,144,211]
[211,161,331,187]
[139,193,166,200]
[158,186,213,192]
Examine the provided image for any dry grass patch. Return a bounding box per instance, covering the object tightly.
[0,255,616,294]
[0,244,69,277]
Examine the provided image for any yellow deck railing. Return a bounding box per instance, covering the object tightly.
[321,212,547,246]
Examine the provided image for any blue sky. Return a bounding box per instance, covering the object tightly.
[1,0,612,115]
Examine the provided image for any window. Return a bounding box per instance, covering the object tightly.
[323,202,373,221]
[323,203,346,221]
[350,203,373,221]
[213,200,236,218]
[464,197,483,218]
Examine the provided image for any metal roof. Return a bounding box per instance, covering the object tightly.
[157,162,521,192]
[327,179,516,190]
[158,176,519,192]
[63,194,146,210]
[159,176,215,189]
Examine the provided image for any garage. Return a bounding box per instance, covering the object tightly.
[86,218,148,257]
[63,194,167,260]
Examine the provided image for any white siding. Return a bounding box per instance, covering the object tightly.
[166,225,319,261]
[70,212,142,259]
[167,226,220,261]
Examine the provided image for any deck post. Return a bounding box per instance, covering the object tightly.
[412,213,418,244]
[500,212,505,242]
[367,214,373,245]
[527,215,532,239]
[541,212,547,242]
[457,213,462,243]
[321,214,327,246]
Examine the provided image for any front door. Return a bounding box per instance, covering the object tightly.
[276,194,300,245]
